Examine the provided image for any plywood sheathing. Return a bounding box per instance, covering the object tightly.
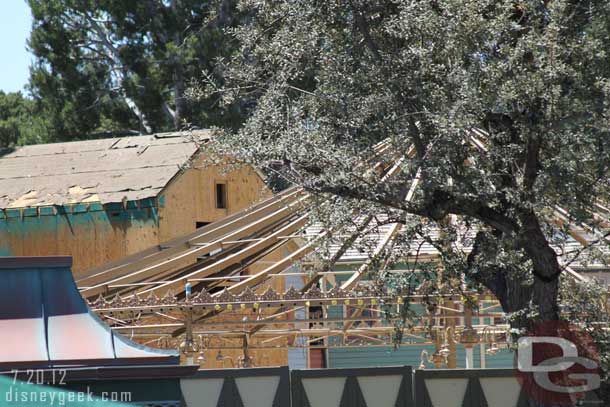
[157,156,272,243]
[0,131,209,208]
[0,130,276,275]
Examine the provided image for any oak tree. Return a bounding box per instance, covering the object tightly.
[202,0,610,327]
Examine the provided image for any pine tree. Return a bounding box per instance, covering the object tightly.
[26,0,244,140]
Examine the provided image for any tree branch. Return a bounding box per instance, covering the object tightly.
[307,180,519,236]
[349,1,382,63]
[79,10,153,133]
[523,133,541,191]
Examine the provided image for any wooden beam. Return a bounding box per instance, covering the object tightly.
[341,169,420,291]
[81,193,308,298]
[138,214,310,297]
[78,187,304,289]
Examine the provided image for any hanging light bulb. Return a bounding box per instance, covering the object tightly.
[486,341,499,355]
[439,342,451,357]
[419,350,430,370]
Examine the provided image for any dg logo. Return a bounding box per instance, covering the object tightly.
[515,320,601,406]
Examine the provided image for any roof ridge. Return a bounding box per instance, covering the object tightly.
[0,132,206,208]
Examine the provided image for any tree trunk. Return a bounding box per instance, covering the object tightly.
[172,47,187,129]
[520,211,562,322]
[169,0,187,130]
[490,272,559,329]
[82,13,153,134]
[119,88,153,134]
[479,269,533,330]
[531,275,560,321]
[468,227,560,330]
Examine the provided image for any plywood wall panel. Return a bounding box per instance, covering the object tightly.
[0,208,160,277]
[0,160,270,282]
[158,162,271,244]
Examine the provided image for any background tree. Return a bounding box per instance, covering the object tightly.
[26,0,244,141]
[199,0,610,329]
[0,91,50,148]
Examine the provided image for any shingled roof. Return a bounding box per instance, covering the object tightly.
[0,130,210,209]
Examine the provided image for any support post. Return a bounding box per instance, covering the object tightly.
[180,306,197,365]
[459,300,478,369]
[465,347,474,369]
[432,329,445,368]
[446,300,458,369]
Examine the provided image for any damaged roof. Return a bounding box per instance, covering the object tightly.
[0,130,210,208]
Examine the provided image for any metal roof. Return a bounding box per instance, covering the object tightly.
[305,217,446,263]
[306,218,610,266]
[0,131,210,208]
[0,256,178,369]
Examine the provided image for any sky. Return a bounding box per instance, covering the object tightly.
[0,1,33,93]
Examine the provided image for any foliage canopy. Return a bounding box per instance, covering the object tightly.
[201,0,610,327]
[0,91,50,148]
[20,0,245,143]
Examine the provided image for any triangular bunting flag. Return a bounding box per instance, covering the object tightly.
[516,388,532,407]
[217,377,244,407]
[273,372,290,407]
[291,376,311,407]
[580,389,601,404]
[395,374,414,407]
[462,377,488,407]
[340,376,368,407]
[416,378,433,407]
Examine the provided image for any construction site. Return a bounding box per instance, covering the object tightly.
[0,130,608,406]
[3,1,610,404]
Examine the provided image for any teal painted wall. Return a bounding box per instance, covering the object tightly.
[483,347,515,368]
[0,200,160,273]
[329,345,437,368]
[328,343,514,369]
[323,275,513,369]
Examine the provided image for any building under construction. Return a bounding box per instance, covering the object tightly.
[1,131,609,374]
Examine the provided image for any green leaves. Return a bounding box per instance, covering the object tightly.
[0,91,50,148]
[23,0,249,141]
[203,0,610,325]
